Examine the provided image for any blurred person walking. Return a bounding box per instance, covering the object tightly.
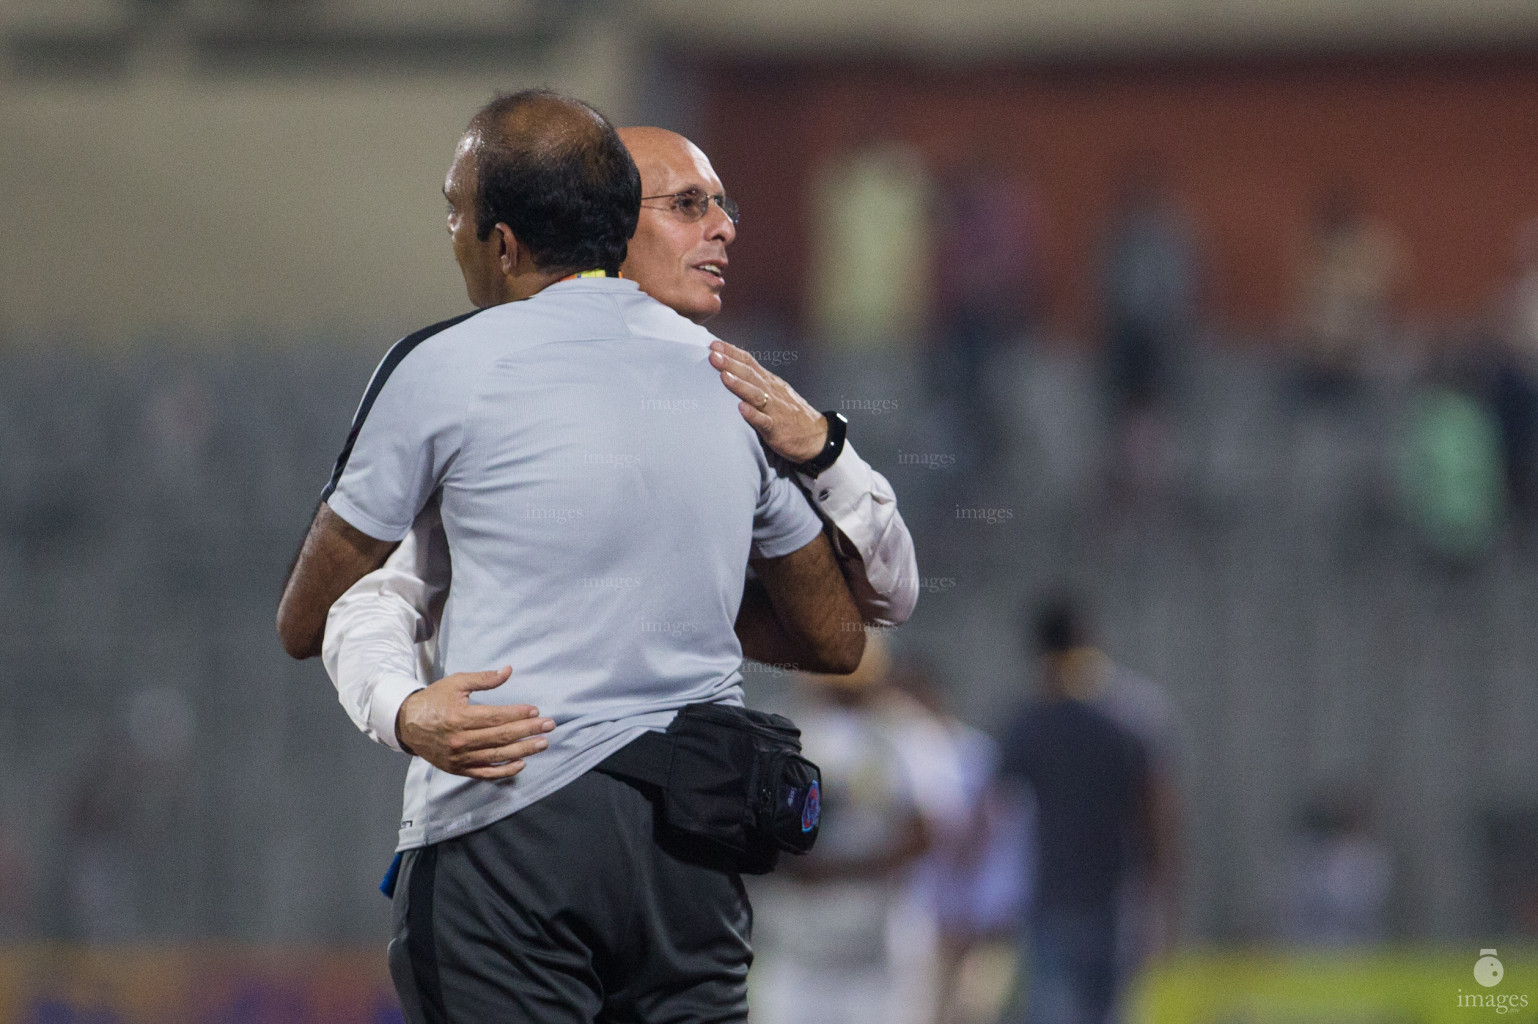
[999,597,1181,1024]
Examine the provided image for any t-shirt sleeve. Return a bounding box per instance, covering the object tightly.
[321,339,464,542]
[750,458,826,559]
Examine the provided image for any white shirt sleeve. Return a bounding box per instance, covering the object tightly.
[321,505,451,753]
[796,439,919,626]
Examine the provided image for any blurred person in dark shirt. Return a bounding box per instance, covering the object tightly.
[998,597,1181,1024]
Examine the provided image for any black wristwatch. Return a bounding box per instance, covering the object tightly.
[794,412,848,476]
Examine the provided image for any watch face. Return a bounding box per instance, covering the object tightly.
[1475,955,1504,988]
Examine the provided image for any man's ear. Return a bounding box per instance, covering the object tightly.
[493,222,522,276]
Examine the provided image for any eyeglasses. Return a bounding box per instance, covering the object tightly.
[640,188,740,226]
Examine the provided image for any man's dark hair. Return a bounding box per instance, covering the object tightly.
[467,90,640,275]
[1032,593,1085,655]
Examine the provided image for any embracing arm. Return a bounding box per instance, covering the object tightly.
[738,531,865,674]
[319,509,554,776]
[323,511,448,750]
[276,502,396,660]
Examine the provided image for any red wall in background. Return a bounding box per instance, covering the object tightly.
[697,51,1538,342]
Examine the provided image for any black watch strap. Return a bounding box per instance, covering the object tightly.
[794,412,848,476]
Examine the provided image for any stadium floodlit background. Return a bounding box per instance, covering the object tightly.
[4,0,1538,1019]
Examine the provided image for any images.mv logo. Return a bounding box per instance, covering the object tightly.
[1458,949,1529,1014]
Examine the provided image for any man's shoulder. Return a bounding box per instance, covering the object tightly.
[399,309,487,348]
[339,310,488,434]
[541,277,718,350]
[617,292,719,350]
[373,297,586,382]
[373,308,487,374]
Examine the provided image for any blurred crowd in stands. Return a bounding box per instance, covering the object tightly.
[916,144,1538,568]
[806,134,1538,568]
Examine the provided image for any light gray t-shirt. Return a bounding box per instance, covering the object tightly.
[324,277,824,849]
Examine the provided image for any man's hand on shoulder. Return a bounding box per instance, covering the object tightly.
[396,666,556,780]
[709,340,827,463]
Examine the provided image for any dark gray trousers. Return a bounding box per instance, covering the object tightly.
[388,768,753,1024]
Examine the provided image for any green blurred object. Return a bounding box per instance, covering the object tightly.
[1399,388,1507,561]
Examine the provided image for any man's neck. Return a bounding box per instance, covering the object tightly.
[503,267,573,304]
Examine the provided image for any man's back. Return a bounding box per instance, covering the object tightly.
[325,276,823,848]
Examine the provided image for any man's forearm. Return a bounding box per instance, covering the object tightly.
[326,586,432,751]
[735,579,846,667]
[746,533,864,674]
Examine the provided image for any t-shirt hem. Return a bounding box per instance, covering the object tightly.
[392,722,659,852]
[752,513,826,561]
[326,492,411,543]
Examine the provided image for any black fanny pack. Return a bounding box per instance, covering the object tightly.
[594,702,822,874]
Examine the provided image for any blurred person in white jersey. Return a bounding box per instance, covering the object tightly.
[895,657,1031,1024]
[751,635,941,1024]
